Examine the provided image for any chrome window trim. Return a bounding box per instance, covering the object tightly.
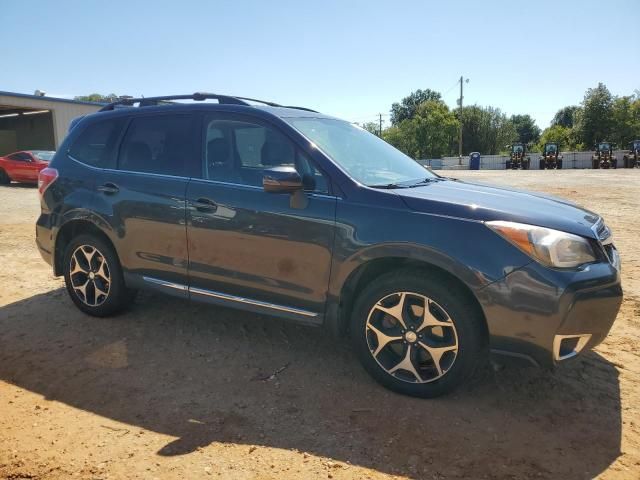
[69,153,191,181]
[68,156,338,198]
[188,177,263,191]
[188,177,339,199]
[67,153,102,171]
[142,276,318,318]
[102,167,190,181]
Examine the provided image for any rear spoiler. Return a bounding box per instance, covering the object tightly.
[68,115,86,132]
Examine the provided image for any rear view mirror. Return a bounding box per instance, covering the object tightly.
[263,166,304,194]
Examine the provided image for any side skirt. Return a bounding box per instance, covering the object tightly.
[124,273,323,326]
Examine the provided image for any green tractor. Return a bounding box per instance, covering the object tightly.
[539,142,563,170]
[505,143,531,170]
[623,140,640,168]
[591,142,617,169]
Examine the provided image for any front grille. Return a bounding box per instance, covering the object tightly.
[592,218,618,267]
[604,244,615,261]
[594,218,610,242]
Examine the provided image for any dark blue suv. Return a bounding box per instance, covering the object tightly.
[36,93,622,397]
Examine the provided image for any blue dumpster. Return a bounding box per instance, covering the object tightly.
[469,152,481,170]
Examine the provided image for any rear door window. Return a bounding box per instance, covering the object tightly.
[118,114,195,177]
[68,118,125,168]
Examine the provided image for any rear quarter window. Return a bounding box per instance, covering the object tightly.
[68,118,125,168]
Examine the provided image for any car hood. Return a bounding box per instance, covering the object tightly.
[396,179,600,238]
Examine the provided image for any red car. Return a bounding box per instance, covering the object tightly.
[0,150,55,185]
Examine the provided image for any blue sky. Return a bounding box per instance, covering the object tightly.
[2,0,638,128]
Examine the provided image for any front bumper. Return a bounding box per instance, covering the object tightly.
[478,257,622,367]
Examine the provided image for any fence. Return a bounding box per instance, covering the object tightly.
[419,151,629,170]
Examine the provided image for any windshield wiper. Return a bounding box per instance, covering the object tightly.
[368,183,408,189]
[407,177,441,187]
[369,177,444,189]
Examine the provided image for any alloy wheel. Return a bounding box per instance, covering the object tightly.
[365,292,459,383]
[69,245,111,307]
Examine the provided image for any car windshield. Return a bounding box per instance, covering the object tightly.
[285,117,435,186]
[545,144,557,153]
[513,145,524,153]
[33,151,55,161]
[599,143,610,151]
[633,141,640,150]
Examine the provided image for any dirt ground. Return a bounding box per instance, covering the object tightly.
[1,170,639,480]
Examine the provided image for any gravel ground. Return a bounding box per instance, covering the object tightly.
[1,170,639,479]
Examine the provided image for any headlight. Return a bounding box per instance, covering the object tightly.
[486,221,597,268]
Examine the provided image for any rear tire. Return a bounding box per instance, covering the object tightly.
[557,159,563,169]
[505,160,512,170]
[0,169,10,184]
[350,269,487,398]
[63,234,136,317]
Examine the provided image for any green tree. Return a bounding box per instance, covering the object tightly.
[575,83,615,147]
[74,93,120,103]
[359,121,380,136]
[384,100,458,158]
[383,123,419,158]
[551,106,580,128]
[510,114,541,144]
[390,89,442,125]
[610,96,640,147]
[537,125,578,151]
[459,105,516,155]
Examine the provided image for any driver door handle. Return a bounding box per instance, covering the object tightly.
[97,182,119,194]
[193,197,217,212]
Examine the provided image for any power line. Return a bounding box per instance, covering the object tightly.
[443,79,460,97]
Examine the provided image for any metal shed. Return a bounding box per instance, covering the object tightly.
[0,91,103,155]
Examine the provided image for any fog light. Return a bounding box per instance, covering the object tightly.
[553,334,592,361]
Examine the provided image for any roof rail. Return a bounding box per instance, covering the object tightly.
[98,92,318,113]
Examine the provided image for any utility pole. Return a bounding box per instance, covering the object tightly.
[379,113,383,137]
[458,75,464,165]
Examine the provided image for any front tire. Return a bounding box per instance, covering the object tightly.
[63,234,135,317]
[350,270,487,398]
[0,168,10,184]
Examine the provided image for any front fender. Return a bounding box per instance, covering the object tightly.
[323,203,533,334]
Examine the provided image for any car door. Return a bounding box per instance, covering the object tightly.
[22,152,43,182]
[5,152,31,180]
[94,112,199,294]
[185,112,336,323]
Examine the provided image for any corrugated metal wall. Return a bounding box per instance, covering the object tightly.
[420,151,631,170]
[0,94,101,149]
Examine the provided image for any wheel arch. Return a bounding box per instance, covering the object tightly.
[54,218,118,276]
[327,248,489,339]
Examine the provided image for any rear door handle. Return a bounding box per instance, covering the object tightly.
[193,197,217,212]
[97,182,119,194]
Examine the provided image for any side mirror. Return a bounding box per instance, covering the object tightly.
[263,166,303,194]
